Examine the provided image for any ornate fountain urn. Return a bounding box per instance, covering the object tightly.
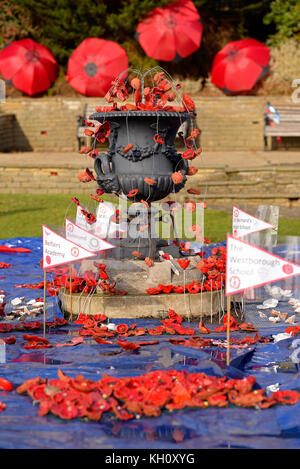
[92,110,192,202]
[91,109,193,259]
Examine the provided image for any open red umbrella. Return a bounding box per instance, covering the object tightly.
[136,0,203,62]
[0,39,58,96]
[66,38,128,97]
[211,38,270,94]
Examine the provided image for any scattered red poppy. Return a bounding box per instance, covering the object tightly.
[199,321,210,334]
[117,340,140,351]
[0,377,13,392]
[132,250,143,259]
[116,324,129,334]
[145,257,154,267]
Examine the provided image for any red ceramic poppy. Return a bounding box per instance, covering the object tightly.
[153,134,164,144]
[117,340,140,351]
[122,143,134,154]
[186,190,200,200]
[182,94,195,113]
[187,166,198,176]
[177,259,190,270]
[144,177,157,186]
[145,257,154,267]
[94,121,111,144]
[127,189,139,198]
[0,377,13,392]
[116,324,129,334]
[199,321,210,334]
[182,149,195,160]
[146,287,162,295]
[171,172,184,184]
[186,128,201,141]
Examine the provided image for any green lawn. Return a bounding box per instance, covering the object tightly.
[0,194,300,242]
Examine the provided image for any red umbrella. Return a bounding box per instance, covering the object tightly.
[0,39,58,96]
[136,0,203,62]
[66,38,129,97]
[211,38,270,94]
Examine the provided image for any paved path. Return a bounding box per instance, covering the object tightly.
[1,150,300,169]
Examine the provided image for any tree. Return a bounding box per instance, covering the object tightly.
[263,0,300,45]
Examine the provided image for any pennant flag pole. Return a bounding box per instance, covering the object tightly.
[42,225,97,326]
[69,264,73,322]
[226,295,231,366]
[43,270,46,338]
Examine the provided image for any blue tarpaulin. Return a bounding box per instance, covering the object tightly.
[0,237,300,449]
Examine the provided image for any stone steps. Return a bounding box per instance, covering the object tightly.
[1,163,300,207]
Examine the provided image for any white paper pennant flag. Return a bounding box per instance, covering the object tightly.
[232,205,273,238]
[226,234,300,295]
[42,225,96,269]
[65,219,116,252]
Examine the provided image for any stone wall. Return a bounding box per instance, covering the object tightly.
[0,113,15,152]
[0,96,267,153]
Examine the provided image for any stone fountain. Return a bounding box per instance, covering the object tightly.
[59,69,224,320]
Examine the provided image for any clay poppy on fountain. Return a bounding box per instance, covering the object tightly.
[177,259,190,270]
[182,149,196,160]
[127,189,139,198]
[187,166,198,176]
[78,146,92,154]
[171,172,184,184]
[187,188,201,195]
[186,128,201,141]
[122,143,134,154]
[94,121,111,143]
[182,94,196,113]
[144,177,157,186]
[153,134,164,144]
